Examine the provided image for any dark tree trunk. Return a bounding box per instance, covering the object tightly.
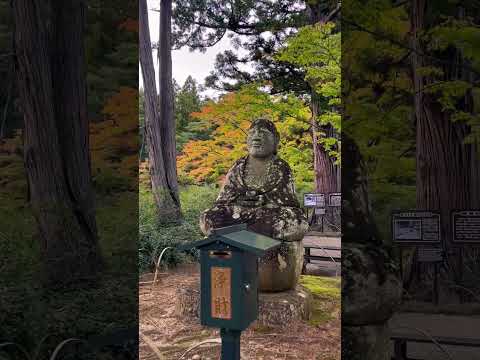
[413,0,479,245]
[139,0,180,220]
[411,1,480,295]
[13,0,101,285]
[158,0,181,215]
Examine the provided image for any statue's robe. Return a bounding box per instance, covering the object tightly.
[200,156,308,241]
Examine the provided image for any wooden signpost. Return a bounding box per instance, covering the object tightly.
[179,224,281,360]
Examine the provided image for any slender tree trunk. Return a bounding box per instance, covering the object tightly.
[312,96,338,194]
[310,2,340,195]
[158,0,181,213]
[13,0,101,285]
[139,0,180,220]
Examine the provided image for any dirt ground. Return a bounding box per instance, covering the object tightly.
[139,265,340,360]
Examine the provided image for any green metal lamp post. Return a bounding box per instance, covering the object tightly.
[179,224,280,359]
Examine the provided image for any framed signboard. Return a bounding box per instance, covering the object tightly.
[303,193,325,208]
[328,193,341,207]
[392,211,441,244]
[417,248,443,263]
[452,210,480,244]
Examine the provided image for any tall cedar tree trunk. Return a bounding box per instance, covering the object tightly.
[139,0,179,220]
[412,1,480,284]
[310,3,340,194]
[158,0,181,216]
[13,0,101,285]
[309,2,340,231]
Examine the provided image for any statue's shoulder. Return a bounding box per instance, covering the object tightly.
[273,157,293,174]
[228,156,247,172]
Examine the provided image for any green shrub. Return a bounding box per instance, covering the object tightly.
[138,185,218,273]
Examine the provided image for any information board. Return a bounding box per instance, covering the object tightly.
[417,248,443,262]
[452,210,480,243]
[328,193,341,207]
[304,193,325,208]
[392,211,441,244]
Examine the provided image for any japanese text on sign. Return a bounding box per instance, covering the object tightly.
[211,267,232,319]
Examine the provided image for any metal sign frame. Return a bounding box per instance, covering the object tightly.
[392,210,441,245]
[452,210,480,244]
[328,192,341,207]
[303,193,325,208]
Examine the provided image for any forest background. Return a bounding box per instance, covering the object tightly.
[0,0,139,352]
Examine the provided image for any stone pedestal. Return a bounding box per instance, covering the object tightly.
[258,241,304,292]
[175,281,312,327]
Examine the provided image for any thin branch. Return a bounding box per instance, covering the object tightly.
[324,2,341,23]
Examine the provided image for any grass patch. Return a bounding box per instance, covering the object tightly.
[309,299,336,326]
[0,191,138,359]
[300,275,340,326]
[300,275,341,301]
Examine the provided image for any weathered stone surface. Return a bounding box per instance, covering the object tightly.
[342,324,391,360]
[176,285,200,319]
[258,241,304,292]
[175,281,313,327]
[198,118,308,291]
[341,134,403,359]
[342,244,402,325]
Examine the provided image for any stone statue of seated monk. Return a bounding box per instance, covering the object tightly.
[200,118,308,291]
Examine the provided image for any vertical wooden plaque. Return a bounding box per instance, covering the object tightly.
[211,266,232,319]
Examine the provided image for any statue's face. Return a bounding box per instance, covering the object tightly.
[247,126,276,158]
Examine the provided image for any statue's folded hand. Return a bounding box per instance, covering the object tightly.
[236,193,265,207]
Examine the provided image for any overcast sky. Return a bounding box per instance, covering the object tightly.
[139,0,232,98]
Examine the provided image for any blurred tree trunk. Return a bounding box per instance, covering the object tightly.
[13,0,102,285]
[411,1,480,292]
[413,1,479,242]
[139,0,181,220]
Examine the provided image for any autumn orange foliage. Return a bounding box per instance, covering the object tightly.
[177,86,314,186]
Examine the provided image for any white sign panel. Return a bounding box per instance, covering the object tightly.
[392,211,441,244]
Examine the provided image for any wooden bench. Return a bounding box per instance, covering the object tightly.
[391,332,480,360]
[302,245,341,273]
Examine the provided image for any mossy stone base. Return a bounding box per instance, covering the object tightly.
[175,282,312,327]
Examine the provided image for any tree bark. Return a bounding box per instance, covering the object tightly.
[312,98,339,194]
[139,0,180,220]
[158,0,181,214]
[309,2,340,195]
[413,0,479,245]
[412,1,480,293]
[13,0,101,285]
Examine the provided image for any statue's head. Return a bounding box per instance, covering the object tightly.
[246,118,280,158]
